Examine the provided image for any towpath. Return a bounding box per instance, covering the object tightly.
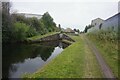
[81,34,115,78]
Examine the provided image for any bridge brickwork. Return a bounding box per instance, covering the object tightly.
[30,33,75,43]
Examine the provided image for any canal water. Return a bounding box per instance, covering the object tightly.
[2,41,70,78]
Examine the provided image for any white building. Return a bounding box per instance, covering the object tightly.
[88,18,104,32]
[88,13,120,32]
[101,13,120,32]
[91,18,104,27]
[18,13,43,19]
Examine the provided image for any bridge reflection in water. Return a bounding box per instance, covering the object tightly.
[2,40,70,78]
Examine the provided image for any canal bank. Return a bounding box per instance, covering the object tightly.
[2,32,74,78]
[24,35,103,78]
[2,40,70,78]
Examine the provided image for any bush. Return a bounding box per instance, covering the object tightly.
[87,30,118,44]
[3,12,59,43]
[27,27,37,37]
[12,22,30,41]
[13,22,29,41]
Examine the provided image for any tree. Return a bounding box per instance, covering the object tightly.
[74,29,77,32]
[2,4,59,43]
[27,27,37,37]
[11,14,30,25]
[76,29,80,33]
[84,26,88,33]
[41,12,57,32]
[58,24,61,31]
[84,25,93,33]
[12,22,29,41]
[2,2,12,42]
[30,17,41,32]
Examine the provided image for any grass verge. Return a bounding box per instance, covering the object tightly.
[80,35,103,78]
[87,31,118,77]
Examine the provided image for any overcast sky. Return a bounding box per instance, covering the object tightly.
[10,0,119,31]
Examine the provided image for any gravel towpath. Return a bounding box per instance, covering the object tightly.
[82,34,115,78]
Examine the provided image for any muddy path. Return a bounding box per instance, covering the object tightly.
[81,34,115,78]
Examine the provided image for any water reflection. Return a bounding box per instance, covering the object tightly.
[2,40,70,78]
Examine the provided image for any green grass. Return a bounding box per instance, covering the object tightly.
[23,35,103,78]
[87,31,118,77]
[27,32,59,41]
[81,35,103,78]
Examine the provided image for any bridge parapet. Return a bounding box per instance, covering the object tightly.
[33,33,75,42]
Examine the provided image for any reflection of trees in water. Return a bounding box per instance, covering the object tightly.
[39,40,70,49]
[10,64,18,73]
[58,41,70,48]
[39,47,54,61]
[2,44,37,78]
[2,41,70,78]
[31,46,54,61]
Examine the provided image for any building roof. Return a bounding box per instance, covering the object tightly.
[19,13,43,16]
[16,13,43,19]
[92,18,104,22]
[65,28,75,32]
[105,12,120,21]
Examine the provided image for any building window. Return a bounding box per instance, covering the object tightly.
[95,23,96,25]
[99,23,102,29]
[112,26,114,30]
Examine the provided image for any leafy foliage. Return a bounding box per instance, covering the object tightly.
[12,22,30,41]
[2,2,59,43]
[27,27,37,37]
[41,12,57,32]
[84,25,94,33]
[87,30,118,44]
[2,2,12,42]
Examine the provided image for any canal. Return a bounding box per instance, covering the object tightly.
[2,41,70,78]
